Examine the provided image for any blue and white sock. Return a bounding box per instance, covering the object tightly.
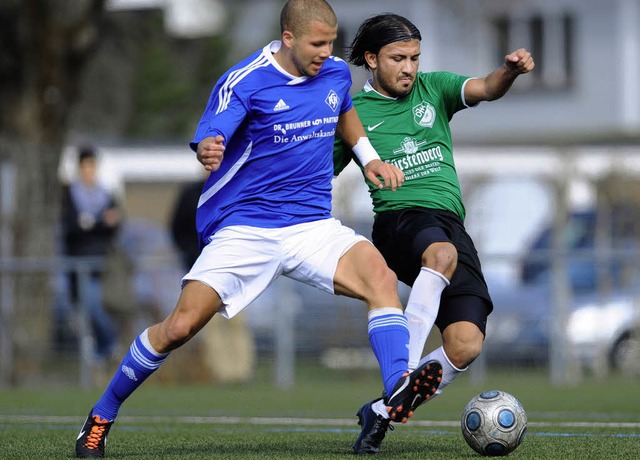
[368,307,409,397]
[372,345,466,418]
[93,328,168,421]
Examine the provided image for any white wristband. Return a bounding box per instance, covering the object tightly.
[352,137,380,166]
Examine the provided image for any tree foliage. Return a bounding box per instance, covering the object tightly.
[1,0,106,250]
[0,0,106,385]
[0,0,232,385]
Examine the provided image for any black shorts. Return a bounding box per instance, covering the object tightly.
[372,208,493,334]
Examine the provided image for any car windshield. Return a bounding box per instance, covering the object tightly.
[520,209,638,292]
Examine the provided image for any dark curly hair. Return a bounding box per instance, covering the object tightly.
[348,13,421,70]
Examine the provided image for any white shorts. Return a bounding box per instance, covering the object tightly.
[182,218,369,318]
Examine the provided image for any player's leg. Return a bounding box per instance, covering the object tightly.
[419,213,494,397]
[355,238,456,450]
[356,297,488,454]
[426,323,482,393]
[405,237,456,371]
[415,209,494,398]
[347,213,450,453]
[94,281,222,419]
[323,236,408,398]
[334,240,442,423]
[285,219,440,423]
[372,212,455,372]
[419,306,487,399]
[75,280,223,458]
[351,263,452,454]
[352,212,460,453]
[441,318,485,369]
[76,225,281,458]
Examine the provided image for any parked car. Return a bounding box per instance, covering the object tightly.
[566,292,640,372]
[484,208,640,373]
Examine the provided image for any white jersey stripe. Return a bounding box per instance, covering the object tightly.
[216,54,270,114]
[219,59,270,113]
[198,142,253,209]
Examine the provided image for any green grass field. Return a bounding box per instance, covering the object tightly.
[0,361,638,459]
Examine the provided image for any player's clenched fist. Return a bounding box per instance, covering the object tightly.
[504,48,535,75]
[197,135,225,172]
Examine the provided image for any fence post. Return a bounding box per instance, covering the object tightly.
[274,278,300,389]
[0,162,17,386]
[76,263,97,389]
[549,153,581,385]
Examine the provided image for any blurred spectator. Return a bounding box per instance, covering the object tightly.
[169,175,256,384]
[54,145,123,363]
[170,176,207,270]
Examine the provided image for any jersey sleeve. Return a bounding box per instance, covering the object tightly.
[426,71,470,119]
[341,91,354,114]
[330,58,356,175]
[334,57,354,114]
[332,137,355,176]
[189,79,250,152]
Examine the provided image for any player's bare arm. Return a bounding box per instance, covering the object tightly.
[336,107,404,191]
[197,135,226,172]
[464,48,535,105]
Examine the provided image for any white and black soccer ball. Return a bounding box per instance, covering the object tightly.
[460,390,527,456]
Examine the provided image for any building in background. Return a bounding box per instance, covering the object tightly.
[51,0,640,383]
[105,0,640,145]
[218,0,640,144]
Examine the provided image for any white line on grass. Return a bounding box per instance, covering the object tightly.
[1,415,639,430]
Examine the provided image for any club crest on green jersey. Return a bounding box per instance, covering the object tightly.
[413,101,436,127]
[394,137,427,156]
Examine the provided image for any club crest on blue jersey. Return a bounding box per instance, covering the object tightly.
[325,90,340,112]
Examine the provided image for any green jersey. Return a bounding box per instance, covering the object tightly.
[334,71,471,220]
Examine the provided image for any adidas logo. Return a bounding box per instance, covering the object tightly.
[273,99,290,111]
[121,365,138,381]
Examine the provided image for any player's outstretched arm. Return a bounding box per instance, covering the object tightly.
[465,48,535,105]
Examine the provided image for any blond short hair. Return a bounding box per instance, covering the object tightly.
[280,0,337,37]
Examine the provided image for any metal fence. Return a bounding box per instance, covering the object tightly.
[1,244,639,390]
[0,253,303,389]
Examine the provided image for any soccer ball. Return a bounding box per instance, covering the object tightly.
[460,390,527,456]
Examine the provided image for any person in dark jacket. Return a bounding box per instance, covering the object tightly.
[59,145,123,360]
[170,177,207,271]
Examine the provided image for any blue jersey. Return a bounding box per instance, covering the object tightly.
[191,41,354,246]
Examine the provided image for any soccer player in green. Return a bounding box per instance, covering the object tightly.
[333,13,535,454]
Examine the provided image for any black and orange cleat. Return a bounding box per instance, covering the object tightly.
[385,359,442,423]
[75,409,114,458]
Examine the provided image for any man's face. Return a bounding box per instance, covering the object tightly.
[79,157,98,186]
[287,20,337,77]
[368,39,421,98]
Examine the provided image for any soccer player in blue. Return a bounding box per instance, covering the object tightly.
[75,1,442,457]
